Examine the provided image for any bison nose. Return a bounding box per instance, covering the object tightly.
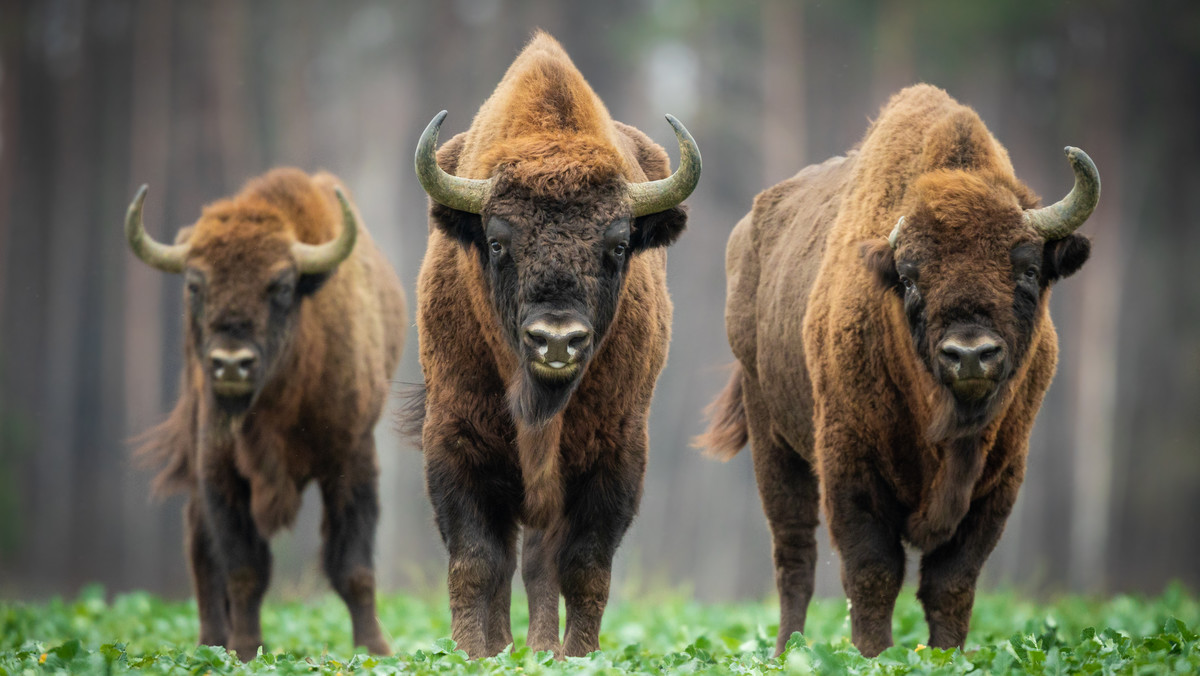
[523,320,592,367]
[209,347,258,393]
[938,336,1005,381]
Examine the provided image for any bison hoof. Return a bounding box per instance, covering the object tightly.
[356,635,391,656]
[228,638,263,663]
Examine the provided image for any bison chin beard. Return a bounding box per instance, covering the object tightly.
[508,366,582,428]
[925,380,1014,444]
[210,389,254,419]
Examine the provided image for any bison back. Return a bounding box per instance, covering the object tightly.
[724,153,856,458]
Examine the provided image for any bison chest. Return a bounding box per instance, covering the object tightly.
[220,418,326,538]
[898,439,990,552]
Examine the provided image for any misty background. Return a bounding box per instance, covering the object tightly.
[1,0,1198,605]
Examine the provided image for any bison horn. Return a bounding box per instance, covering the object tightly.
[292,187,358,274]
[125,185,189,273]
[414,110,492,214]
[1023,146,1100,240]
[628,115,702,217]
[888,216,905,249]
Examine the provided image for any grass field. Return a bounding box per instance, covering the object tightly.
[2,584,1198,674]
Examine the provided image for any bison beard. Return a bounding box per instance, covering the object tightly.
[510,369,578,429]
[697,84,1097,658]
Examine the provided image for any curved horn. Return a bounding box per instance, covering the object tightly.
[628,114,702,217]
[1023,146,1101,240]
[125,184,188,273]
[292,187,358,274]
[888,216,905,250]
[414,110,492,214]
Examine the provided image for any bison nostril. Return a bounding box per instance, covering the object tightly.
[566,331,591,356]
[940,344,963,364]
[524,328,549,349]
[978,344,1002,365]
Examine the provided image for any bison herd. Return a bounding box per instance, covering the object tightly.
[125,32,1099,661]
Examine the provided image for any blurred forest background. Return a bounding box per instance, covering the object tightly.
[1,0,1198,604]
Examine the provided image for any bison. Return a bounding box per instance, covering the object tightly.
[407,32,700,658]
[697,85,1099,657]
[127,169,406,660]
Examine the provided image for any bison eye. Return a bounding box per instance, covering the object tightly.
[1023,266,1040,281]
[185,272,205,295]
[612,242,627,258]
[489,239,504,255]
[900,276,915,292]
[269,282,294,306]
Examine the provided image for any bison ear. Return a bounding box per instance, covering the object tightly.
[861,239,901,293]
[173,225,195,245]
[430,202,485,253]
[1042,233,1091,283]
[631,206,687,251]
[297,271,332,297]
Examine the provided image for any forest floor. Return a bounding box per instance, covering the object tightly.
[2,584,1198,674]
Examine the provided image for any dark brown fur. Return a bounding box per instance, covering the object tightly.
[410,33,686,658]
[135,169,406,660]
[697,85,1092,656]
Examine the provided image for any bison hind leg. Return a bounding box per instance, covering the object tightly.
[736,371,821,656]
[751,431,820,656]
[319,469,390,656]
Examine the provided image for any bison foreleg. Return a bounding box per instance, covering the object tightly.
[917,463,1021,651]
[185,494,229,647]
[821,435,906,658]
[485,539,517,656]
[426,447,520,659]
[202,476,272,662]
[521,525,564,654]
[319,459,390,656]
[558,465,641,658]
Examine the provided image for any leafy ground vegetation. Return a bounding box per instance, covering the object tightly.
[2,584,1198,674]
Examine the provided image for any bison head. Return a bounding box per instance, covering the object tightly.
[416,112,700,426]
[124,184,357,415]
[864,146,1098,439]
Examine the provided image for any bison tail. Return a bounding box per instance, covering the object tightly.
[395,381,427,449]
[132,390,198,497]
[692,364,749,461]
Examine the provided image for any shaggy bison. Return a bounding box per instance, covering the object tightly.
[409,32,700,658]
[128,169,406,659]
[697,85,1099,656]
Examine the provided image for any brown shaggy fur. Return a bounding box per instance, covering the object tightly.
[134,168,406,660]
[697,85,1093,656]
[412,32,688,658]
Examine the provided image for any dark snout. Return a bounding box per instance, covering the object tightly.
[522,314,593,382]
[936,331,1007,402]
[208,345,259,398]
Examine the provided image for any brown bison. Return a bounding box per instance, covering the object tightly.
[127,169,406,660]
[697,85,1099,657]
[408,33,700,658]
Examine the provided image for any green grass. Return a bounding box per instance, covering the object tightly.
[2,584,1198,674]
